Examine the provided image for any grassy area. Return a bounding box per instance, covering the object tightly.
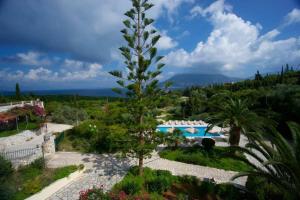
[8,159,79,200]
[80,167,247,200]
[0,122,39,138]
[159,146,252,172]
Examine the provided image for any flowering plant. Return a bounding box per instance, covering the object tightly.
[33,105,45,116]
[79,187,150,200]
[89,124,99,134]
[79,186,110,200]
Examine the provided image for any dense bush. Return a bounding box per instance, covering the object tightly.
[201,138,215,151]
[246,175,284,200]
[0,157,15,200]
[145,170,175,193]
[0,156,13,181]
[0,182,15,200]
[57,120,127,153]
[113,167,176,196]
[117,175,143,195]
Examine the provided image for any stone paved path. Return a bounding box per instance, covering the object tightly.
[46,151,246,200]
[46,152,134,200]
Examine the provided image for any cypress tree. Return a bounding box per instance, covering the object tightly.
[280,66,284,83]
[255,70,262,81]
[285,64,289,72]
[15,83,21,100]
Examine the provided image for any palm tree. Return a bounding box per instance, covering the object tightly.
[231,122,300,199]
[206,96,265,146]
[165,128,185,148]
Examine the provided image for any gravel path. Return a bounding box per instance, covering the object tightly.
[46,151,247,200]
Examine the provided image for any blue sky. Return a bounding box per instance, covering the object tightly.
[0,0,299,90]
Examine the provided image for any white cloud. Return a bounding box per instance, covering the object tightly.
[157,30,178,50]
[17,52,50,66]
[153,0,195,23]
[165,0,300,75]
[0,51,51,66]
[62,62,104,80]
[283,8,300,26]
[24,67,55,80]
[190,0,232,18]
[0,59,105,82]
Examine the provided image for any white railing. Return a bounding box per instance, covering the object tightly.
[0,146,43,168]
[0,100,44,113]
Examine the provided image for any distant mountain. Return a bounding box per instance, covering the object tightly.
[162,73,241,89]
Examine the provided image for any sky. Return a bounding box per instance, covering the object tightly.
[0,0,299,90]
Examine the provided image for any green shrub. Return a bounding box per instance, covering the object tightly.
[0,158,15,199]
[146,171,174,193]
[198,181,215,194]
[148,192,164,200]
[216,184,246,200]
[0,182,15,200]
[0,156,13,182]
[177,193,188,200]
[22,176,43,195]
[246,175,284,200]
[179,175,200,186]
[58,120,127,153]
[128,166,140,176]
[30,158,45,170]
[114,167,175,196]
[201,138,215,151]
[118,175,143,195]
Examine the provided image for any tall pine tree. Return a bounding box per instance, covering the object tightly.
[110,0,169,176]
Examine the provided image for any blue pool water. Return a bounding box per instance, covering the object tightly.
[157,126,221,138]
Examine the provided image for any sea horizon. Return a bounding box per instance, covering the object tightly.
[0,88,122,97]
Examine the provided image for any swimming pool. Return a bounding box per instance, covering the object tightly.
[156,126,221,138]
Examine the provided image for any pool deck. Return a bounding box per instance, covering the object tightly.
[157,124,208,127]
[157,124,227,140]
